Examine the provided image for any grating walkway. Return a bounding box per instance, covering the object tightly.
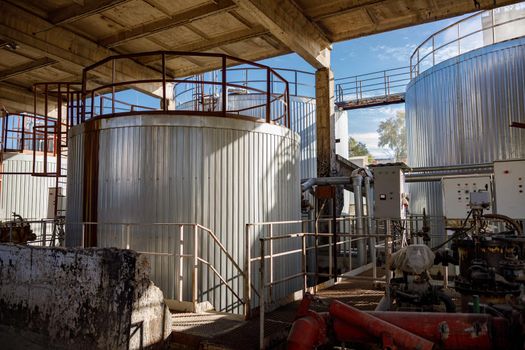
[170,271,385,349]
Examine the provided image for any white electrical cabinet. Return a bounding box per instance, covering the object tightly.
[373,164,407,219]
[47,187,65,218]
[442,175,493,219]
[494,159,525,219]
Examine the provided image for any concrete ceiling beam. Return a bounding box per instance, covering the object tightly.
[232,0,332,69]
[0,57,58,82]
[0,2,166,98]
[50,0,129,25]
[100,0,237,48]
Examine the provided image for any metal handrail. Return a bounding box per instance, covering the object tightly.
[410,3,525,78]
[81,51,291,128]
[334,66,410,104]
[247,214,450,349]
[71,221,248,316]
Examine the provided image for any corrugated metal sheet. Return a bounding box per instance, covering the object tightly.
[1,154,57,220]
[66,115,301,313]
[406,37,525,220]
[178,93,318,179]
[1,154,62,243]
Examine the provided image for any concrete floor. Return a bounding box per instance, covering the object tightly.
[170,274,385,349]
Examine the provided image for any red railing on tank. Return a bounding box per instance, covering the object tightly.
[81,51,292,128]
[31,82,82,177]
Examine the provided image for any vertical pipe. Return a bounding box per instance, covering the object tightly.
[162,53,167,111]
[259,238,265,350]
[432,37,436,66]
[244,224,251,319]
[353,174,366,267]
[266,69,271,123]
[384,71,387,97]
[386,219,392,286]
[179,225,184,302]
[126,224,130,250]
[364,177,376,276]
[221,56,227,117]
[111,59,116,115]
[269,223,273,301]
[193,225,199,310]
[20,114,25,152]
[332,190,337,279]
[43,84,48,174]
[302,234,307,294]
[314,200,319,288]
[286,81,291,128]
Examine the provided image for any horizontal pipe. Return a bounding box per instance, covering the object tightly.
[301,176,353,192]
[405,169,493,182]
[409,163,493,172]
[329,300,435,350]
[334,311,510,350]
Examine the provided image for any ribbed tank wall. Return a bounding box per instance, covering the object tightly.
[177,93,318,179]
[66,115,301,313]
[1,154,57,220]
[406,37,525,217]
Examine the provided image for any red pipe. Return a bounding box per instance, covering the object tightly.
[333,314,509,350]
[330,300,435,350]
[287,313,327,350]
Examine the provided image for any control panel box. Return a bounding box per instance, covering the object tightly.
[373,165,407,219]
[47,187,65,218]
[442,175,493,220]
[494,159,525,219]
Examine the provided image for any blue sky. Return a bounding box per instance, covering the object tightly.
[259,14,471,158]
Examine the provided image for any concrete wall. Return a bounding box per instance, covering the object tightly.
[0,244,171,350]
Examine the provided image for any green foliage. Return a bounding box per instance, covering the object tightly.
[348,137,369,156]
[348,137,374,163]
[377,110,407,161]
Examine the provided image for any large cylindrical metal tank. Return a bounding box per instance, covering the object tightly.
[406,37,525,219]
[66,114,301,312]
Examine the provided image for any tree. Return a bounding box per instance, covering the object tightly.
[348,137,374,163]
[348,137,369,157]
[377,110,407,161]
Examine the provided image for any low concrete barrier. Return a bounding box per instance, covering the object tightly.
[0,244,171,349]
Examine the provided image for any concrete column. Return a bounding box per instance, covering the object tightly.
[315,67,335,178]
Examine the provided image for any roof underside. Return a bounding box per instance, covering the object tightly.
[0,0,521,113]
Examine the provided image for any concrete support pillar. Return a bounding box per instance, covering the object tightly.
[315,67,335,178]
[352,174,366,267]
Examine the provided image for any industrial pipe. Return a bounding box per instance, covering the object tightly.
[329,300,435,350]
[287,313,328,350]
[352,174,367,267]
[410,163,493,172]
[301,176,352,192]
[405,169,494,182]
[333,311,510,350]
[364,176,376,277]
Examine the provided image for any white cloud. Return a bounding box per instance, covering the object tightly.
[371,43,417,63]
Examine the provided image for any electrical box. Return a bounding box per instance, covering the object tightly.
[373,164,407,219]
[47,187,65,218]
[442,175,493,220]
[494,159,525,219]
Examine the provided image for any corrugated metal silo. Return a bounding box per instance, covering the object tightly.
[406,37,525,218]
[66,114,301,313]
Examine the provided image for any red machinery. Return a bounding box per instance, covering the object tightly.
[287,293,515,350]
